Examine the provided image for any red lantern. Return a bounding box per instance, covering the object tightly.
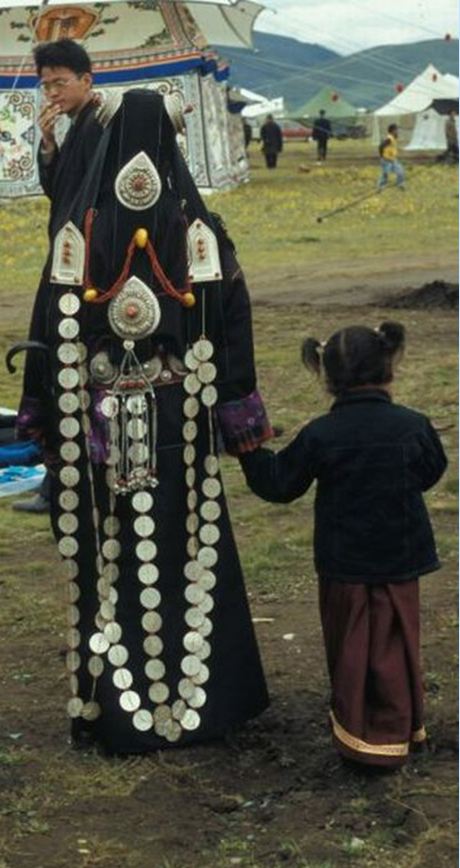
[395,82,404,93]
[432,73,438,82]
[331,92,339,102]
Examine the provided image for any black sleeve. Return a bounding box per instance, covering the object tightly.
[411,419,448,491]
[239,427,316,503]
[212,245,257,402]
[38,146,59,199]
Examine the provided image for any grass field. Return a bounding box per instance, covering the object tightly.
[0,140,457,868]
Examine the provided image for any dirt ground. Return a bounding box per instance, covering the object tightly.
[0,266,457,868]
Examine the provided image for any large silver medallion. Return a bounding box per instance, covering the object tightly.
[108,276,161,340]
[115,151,162,211]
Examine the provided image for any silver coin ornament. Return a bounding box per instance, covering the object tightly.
[59,293,81,316]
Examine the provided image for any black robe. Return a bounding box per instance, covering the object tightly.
[17,90,270,754]
[23,102,104,431]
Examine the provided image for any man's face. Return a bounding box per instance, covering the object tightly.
[39,65,92,116]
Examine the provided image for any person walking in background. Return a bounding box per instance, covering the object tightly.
[312,109,332,162]
[444,109,458,163]
[240,321,447,769]
[243,119,253,152]
[378,123,405,189]
[260,114,282,168]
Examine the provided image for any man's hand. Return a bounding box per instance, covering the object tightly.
[38,102,61,153]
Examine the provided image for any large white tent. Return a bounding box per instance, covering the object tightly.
[0,0,264,196]
[374,64,458,117]
[372,64,459,146]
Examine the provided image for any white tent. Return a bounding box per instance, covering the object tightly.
[372,65,459,144]
[0,0,264,196]
[239,88,284,118]
[374,64,458,116]
[405,107,459,151]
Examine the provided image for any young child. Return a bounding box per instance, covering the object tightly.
[240,322,447,768]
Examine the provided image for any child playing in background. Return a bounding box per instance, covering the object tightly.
[240,322,447,769]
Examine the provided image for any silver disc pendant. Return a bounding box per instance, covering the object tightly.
[132,491,154,513]
[192,339,213,362]
[81,701,101,721]
[133,709,154,731]
[138,563,159,585]
[184,373,200,395]
[197,546,218,568]
[60,466,80,487]
[197,362,217,385]
[58,513,79,535]
[59,318,80,340]
[59,417,80,439]
[183,421,197,442]
[181,708,201,731]
[183,444,196,466]
[67,697,84,718]
[58,343,80,365]
[119,690,141,712]
[145,658,165,680]
[199,524,220,546]
[134,515,155,537]
[188,686,207,709]
[113,668,133,690]
[202,478,221,500]
[58,367,79,390]
[201,385,218,407]
[204,455,219,476]
[200,501,221,522]
[184,349,200,371]
[60,441,81,463]
[59,490,79,512]
[183,396,200,418]
[89,632,110,654]
[59,293,81,316]
[59,392,80,414]
[108,644,129,667]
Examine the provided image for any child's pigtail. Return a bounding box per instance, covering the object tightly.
[378,321,405,355]
[301,338,323,375]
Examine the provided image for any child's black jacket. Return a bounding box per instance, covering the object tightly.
[240,389,447,583]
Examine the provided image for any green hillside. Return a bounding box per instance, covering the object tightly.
[220,34,458,110]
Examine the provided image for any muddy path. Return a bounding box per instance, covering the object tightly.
[247,253,458,307]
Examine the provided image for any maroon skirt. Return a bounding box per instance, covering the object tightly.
[318,579,426,767]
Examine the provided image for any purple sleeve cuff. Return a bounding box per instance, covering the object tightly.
[16,396,47,443]
[216,389,273,456]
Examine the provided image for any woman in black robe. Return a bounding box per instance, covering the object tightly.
[16,89,271,753]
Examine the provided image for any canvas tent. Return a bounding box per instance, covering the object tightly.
[240,87,284,119]
[405,106,459,151]
[372,64,459,146]
[294,87,358,120]
[374,64,458,117]
[0,0,264,196]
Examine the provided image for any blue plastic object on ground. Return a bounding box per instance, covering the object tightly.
[0,464,46,497]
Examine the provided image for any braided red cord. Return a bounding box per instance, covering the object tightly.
[84,226,192,307]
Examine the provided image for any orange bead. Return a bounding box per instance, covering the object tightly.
[182,292,196,308]
[83,287,98,302]
[134,228,148,248]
